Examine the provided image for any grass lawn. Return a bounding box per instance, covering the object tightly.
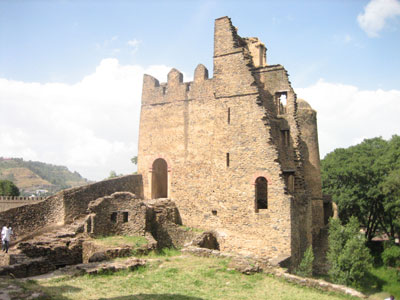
[19,253,356,300]
[92,235,149,248]
[358,266,400,299]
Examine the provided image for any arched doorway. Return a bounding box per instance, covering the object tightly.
[151,158,168,198]
[255,176,268,211]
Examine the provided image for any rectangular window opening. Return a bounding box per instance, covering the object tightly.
[281,130,290,147]
[275,92,288,114]
[226,153,230,167]
[227,107,230,124]
[123,212,129,223]
[110,212,117,223]
[283,171,295,194]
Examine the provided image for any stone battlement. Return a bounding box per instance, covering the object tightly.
[142,64,210,106]
[0,196,45,202]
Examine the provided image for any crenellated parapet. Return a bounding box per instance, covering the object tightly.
[0,196,46,202]
[141,64,210,106]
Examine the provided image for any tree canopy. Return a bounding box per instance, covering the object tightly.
[0,180,20,196]
[321,136,400,242]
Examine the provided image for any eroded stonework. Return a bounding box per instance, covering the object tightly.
[138,16,325,265]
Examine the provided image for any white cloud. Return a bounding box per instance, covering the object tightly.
[296,79,400,158]
[4,59,393,181]
[0,59,175,181]
[127,39,141,54]
[357,0,400,37]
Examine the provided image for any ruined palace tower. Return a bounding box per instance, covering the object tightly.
[138,17,324,265]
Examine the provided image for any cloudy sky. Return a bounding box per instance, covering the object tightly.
[1,0,399,181]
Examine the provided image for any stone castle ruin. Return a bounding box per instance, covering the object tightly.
[138,16,326,265]
[0,17,331,276]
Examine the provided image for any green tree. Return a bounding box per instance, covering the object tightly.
[380,169,400,243]
[327,217,372,286]
[0,180,20,196]
[295,246,314,277]
[108,170,118,179]
[321,136,400,241]
[131,156,138,165]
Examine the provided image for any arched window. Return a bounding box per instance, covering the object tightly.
[151,158,168,199]
[255,177,268,211]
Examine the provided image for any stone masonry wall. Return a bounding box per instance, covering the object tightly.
[85,192,147,237]
[297,99,324,236]
[0,194,64,240]
[62,174,143,223]
[255,64,313,265]
[0,175,143,240]
[138,17,299,261]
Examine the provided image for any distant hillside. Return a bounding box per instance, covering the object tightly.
[0,158,89,196]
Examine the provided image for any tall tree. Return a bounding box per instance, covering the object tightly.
[321,136,400,241]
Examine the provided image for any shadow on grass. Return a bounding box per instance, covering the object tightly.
[358,270,387,295]
[98,294,204,300]
[21,281,82,300]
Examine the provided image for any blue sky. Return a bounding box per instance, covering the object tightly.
[1,0,400,180]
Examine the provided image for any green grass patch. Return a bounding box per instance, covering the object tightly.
[360,265,400,299]
[18,255,357,300]
[93,235,148,248]
[142,247,182,258]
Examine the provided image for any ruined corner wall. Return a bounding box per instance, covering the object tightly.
[138,16,294,260]
[297,99,324,236]
[62,174,143,223]
[254,64,314,265]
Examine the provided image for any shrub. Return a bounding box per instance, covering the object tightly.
[382,245,400,268]
[327,217,373,286]
[295,246,314,277]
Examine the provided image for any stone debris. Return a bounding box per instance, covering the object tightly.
[55,257,147,276]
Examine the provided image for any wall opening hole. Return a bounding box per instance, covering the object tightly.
[226,153,230,167]
[275,92,288,114]
[283,172,295,193]
[123,211,129,223]
[111,212,117,223]
[227,107,231,124]
[212,210,217,216]
[152,158,168,199]
[255,177,268,211]
[281,130,290,147]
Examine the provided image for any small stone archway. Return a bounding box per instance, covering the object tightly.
[151,158,168,199]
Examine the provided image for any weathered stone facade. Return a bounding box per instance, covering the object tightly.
[137,16,324,265]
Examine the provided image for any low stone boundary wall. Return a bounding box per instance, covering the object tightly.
[0,257,56,278]
[0,196,45,201]
[182,246,366,298]
[0,198,44,212]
